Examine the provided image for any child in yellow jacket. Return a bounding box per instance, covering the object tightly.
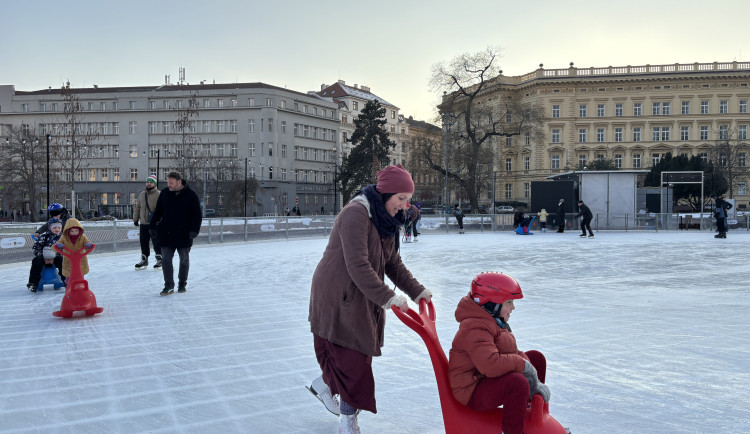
[55,218,93,278]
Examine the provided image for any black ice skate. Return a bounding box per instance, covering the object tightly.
[153,254,162,269]
[135,254,148,270]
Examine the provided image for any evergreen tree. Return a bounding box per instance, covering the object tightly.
[338,100,397,202]
[645,153,728,210]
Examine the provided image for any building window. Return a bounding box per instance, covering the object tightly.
[578,154,587,167]
[682,101,690,114]
[552,105,560,118]
[248,98,255,107]
[551,129,561,143]
[524,183,530,198]
[615,103,623,117]
[652,153,663,166]
[614,154,622,168]
[739,153,746,167]
[163,121,172,134]
[681,126,690,141]
[596,128,605,142]
[129,144,137,158]
[231,99,238,107]
[739,181,747,195]
[281,121,286,134]
[353,101,359,110]
[720,153,727,166]
[506,136,512,147]
[230,143,238,157]
[505,158,512,171]
[217,120,224,133]
[203,99,210,108]
[524,156,530,171]
[720,100,728,114]
[652,102,670,116]
[217,99,224,108]
[700,126,709,141]
[633,153,641,168]
[129,101,136,110]
[740,100,748,114]
[505,184,512,199]
[268,143,273,157]
[249,143,255,157]
[551,155,560,169]
[248,119,255,133]
[719,125,729,140]
[597,104,605,117]
[633,102,642,116]
[391,110,396,119]
[230,120,237,133]
[700,152,708,163]
[633,127,641,142]
[615,128,623,142]
[739,125,747,140]
[130,168,138,181]
[129,121,137,135]
[113,101,118,110]
[113,122,120,134]
[578,129,587,143]
[700,101,709,114]
[579,104,587,117]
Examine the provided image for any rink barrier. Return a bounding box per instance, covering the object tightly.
[1,212,747,264]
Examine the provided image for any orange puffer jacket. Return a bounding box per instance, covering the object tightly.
[448,294,529,405]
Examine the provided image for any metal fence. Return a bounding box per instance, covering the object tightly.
[2,212,748,265]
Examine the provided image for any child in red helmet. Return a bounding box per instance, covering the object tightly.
[448,272,551,434]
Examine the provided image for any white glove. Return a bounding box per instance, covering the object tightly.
[522,360,540,392]
[384,294,409,312]
[414,289,432,304]
[535,383,551,403]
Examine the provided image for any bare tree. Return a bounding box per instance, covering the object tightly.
[709,125,749,199]
[430,47,544,210]
[59,83,101,218]
[3,125,47,220]
[173,93,204,181]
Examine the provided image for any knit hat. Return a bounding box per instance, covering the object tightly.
[376,164,414,194]
[48,218,63,230]
[146,176,157,186]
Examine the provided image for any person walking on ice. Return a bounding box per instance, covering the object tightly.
[575,199,594,238]
[454,204,465,234]
[133,175,162,269]
[307,164,432,434]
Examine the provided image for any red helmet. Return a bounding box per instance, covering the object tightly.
[470,272,523,305]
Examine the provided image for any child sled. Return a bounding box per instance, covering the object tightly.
[515,216,536,235]
[52,244,103,318]
[391,299,568,434]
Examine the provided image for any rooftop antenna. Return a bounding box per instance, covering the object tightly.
[179,67,185,85]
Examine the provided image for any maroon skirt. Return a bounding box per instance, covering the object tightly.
[314,334,377,413]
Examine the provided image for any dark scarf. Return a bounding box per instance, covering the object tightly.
[359,184,406,238]
[494,317,512,332]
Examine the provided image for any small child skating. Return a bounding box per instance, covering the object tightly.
[27,218,64,292]
[55,218,93,281]
[537,208,548,232]
[449,272,551,434]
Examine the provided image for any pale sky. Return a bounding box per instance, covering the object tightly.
[2,0,748,123]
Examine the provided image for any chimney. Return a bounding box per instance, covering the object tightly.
[337,79,345,85]
[361,85,370,92]
[353,84,358,89]
[321,83,327,91]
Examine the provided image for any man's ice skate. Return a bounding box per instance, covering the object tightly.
[135,254,148,270]
[306,375,340,416]
[153,254,162,269]
[588,234,594,238]
[338,413,361,434]
[579,234,587,238]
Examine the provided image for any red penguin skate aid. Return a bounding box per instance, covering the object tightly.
[52,244,103,318]
[391,299,567,434]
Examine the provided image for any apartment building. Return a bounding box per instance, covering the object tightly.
[439,61,750,209]
[0,82,339,217]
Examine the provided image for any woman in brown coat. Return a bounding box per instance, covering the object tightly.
[308,165,432,433]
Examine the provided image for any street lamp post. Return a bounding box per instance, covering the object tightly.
[46,134,50,206]
[331,147,338,214]
[244,157,248,218]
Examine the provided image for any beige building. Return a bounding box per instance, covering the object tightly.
[440,61,750,210]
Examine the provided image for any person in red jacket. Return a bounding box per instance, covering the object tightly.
[448,272,550,434]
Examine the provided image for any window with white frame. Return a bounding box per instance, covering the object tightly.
[614,154,622,168]
[128,121,137,135]
[633,127,642,142]
[281,144,287,158]
[739,153,746,167]
[163,121,172,134]
[505,158,512,171]
[551,155,560,169]
[720,100,728,114]
[720,153,727,166]
[597,104,605,117]
[615,103,623,117]
[113,101,118,110]
[596,128,605,142]
[506,136,512,147]
[149,122,157,134]
[113,122,119,134]
[615,128,623,142]
[268,143,273,157]
[249,143,255,157]
[353,101,359,110]
[391,110,396,119]
[248,119,255,133]
[682,101,690,114]
[231,143,238,157]
[579,104,587,117]
[700,100,709,114]
[130,168,138,181]
[700,126,709,140]
[739,125,747,140]
[203,99,210,108]
[652,153,663,166]
[524,156,530,171]
[505,183,512,199]
[231,99,238,107]
[578,128,587,143]
[129,101,136,110]
[266,98,272,106]
[740,100,748,114]
[719,125,728,140]
[217,99,224,108]
[681,126,690,141]
[633,153,641,168]
[524,182,529,198]
[700,152,708,163]
[129,144,137,158]
[551,129,561,143]
[217,120,224,133]
[281,121,286,134]
[113,168,120,181]
[578,154,587,167]
[633,102,642,116]
[248,98,255,107]
[230,120,237,132]
[739,181,747,195]
[552,105,560,118]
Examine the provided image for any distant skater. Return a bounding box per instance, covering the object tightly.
[555,199,566,233]
[575,200,594,238]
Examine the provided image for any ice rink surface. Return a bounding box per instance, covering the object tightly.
[1,230,748,433]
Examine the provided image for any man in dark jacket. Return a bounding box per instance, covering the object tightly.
[555,199,566,233]
[150,171,202,295]
[713,194,732,238]
[575,200,594,238]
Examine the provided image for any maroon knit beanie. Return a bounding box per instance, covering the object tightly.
[376,164,414,194]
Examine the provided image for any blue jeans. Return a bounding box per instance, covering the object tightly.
[160,246,190,287]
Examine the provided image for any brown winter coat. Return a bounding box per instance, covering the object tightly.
[308,197,427,357]
[448,294,529,406]
[133,187,161,225]
[59,218,92,277]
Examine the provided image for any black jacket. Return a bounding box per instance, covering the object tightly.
[575,203,593,220]
[151,180,202,248]
[556,202,566,220]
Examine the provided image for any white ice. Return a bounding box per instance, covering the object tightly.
[1,229,749,433]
